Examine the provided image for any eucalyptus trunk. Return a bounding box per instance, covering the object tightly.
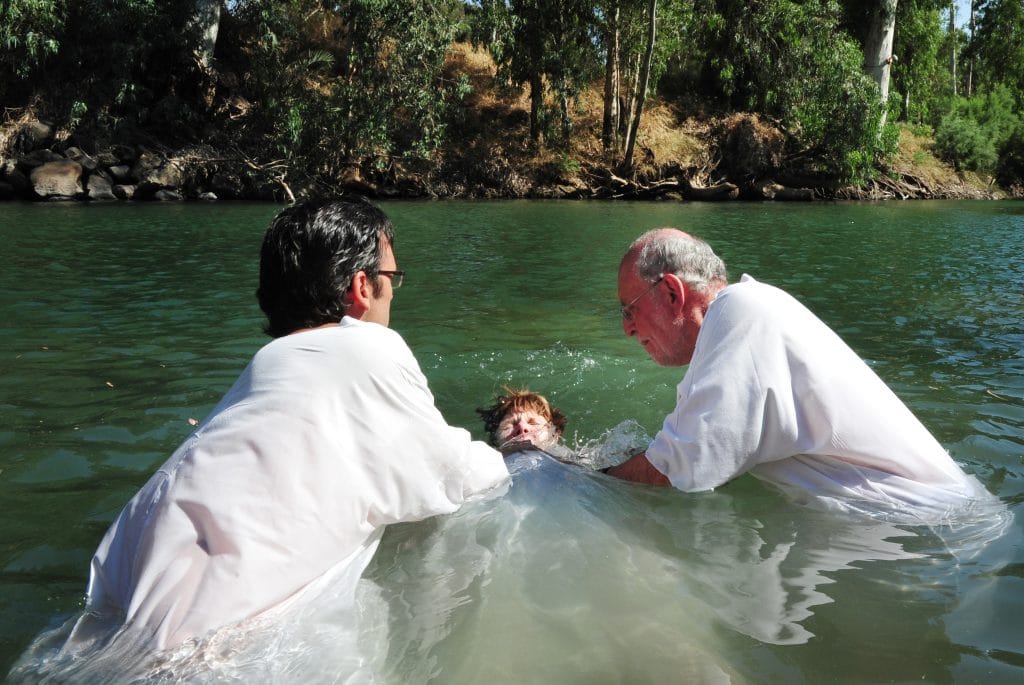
[602,2,620,151]
[189,0,222,108]
[530,69,544,143]
[863,0,898,128]
[620,51,640,141]
[949,1,957,96]
[621,0,656,173]
[190,0,221,68]
[966,0,975,96]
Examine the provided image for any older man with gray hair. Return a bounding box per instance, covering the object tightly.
[608,228,992,516]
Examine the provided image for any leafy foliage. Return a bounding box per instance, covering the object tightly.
[889,0,947,124]
[934,85,1022,172]
[476,0,600,144]
[969,0,1024,99]
[211,0,470,174]
[0,0,64,85]
[934,112,998,171]
[996,128,1024,189]
[1,0,1021,192]
[687,0,896,181]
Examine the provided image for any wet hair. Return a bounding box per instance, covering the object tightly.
[629,229,728,293]
[256,196,395,338]
[476,388,567,446]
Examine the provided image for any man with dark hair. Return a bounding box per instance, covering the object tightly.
[256,197,395,337]
[74,197,509,651]
[608,228,993,517]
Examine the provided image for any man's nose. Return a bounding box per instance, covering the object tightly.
[511,420,529,436]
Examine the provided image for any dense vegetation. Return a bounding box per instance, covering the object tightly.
[1,1,1022,198]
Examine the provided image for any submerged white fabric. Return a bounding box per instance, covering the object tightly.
[81,317,510,650]
[647,275,987,513]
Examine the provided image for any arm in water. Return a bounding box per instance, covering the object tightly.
[605,451,671,486]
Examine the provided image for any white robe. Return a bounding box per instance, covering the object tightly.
[646,275,990,516]
[82,317,510,650]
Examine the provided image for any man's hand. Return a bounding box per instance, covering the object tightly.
[605,452,671,486]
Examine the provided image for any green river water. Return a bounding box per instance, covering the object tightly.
[1,200,1022,683]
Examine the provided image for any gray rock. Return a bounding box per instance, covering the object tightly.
[14,121,54,152]
[773,186,815,201]
[108,165,132,182]
[19,149,64,170]
[65,147,99,171]
[150,161,183,188]
[30,160,83,198]
[198,191,218,201]
[153,189,183,201]
[131,151,162,180]
[113,184,135,200]
[87,173,117,201]
[134,154,183,191]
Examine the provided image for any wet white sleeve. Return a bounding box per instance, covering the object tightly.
[645,278,829,491]
[356,330,511,524]
[84,322,509,650]
[645,277,971,495]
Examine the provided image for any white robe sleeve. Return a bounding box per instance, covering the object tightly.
[84,320,509,650]
[645,276,973,496]
[645,277,801,490]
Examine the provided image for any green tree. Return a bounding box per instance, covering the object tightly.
[600,0,623,150]
[934,85,1021,171]
[230,0,468,170]
[1,1,213,136]
[690,0,894,181]
[598,0,648,151]
[0,0,63,90]
[996,127,1024,189]
[621,0,657,172]
[482,0,599,145]
[600,0,689,158]
[968,0,1024,102]
[890,0,946,124]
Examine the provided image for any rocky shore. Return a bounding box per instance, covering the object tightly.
[0,119,1003,204]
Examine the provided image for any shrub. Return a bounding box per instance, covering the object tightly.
[934,113,998,171]
[996,127,1024,189]
[934,86,1022,173]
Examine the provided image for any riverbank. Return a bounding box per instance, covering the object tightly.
[0,46,1010,204]
[0,119,1003,204]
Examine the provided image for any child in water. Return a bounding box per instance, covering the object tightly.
[476,388,574,460]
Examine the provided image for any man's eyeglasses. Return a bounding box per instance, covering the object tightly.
[620,275,663,321]
[378,270,405,289]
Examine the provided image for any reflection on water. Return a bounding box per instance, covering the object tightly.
[2,200,1024,682]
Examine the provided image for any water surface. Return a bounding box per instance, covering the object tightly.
[1,200,1022,682]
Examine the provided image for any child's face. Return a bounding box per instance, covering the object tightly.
[497,408,557,448]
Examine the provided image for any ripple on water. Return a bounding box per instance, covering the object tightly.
[13,450,93,485]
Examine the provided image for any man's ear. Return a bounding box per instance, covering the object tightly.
[344,271,372,320]
[662,273,687,316]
